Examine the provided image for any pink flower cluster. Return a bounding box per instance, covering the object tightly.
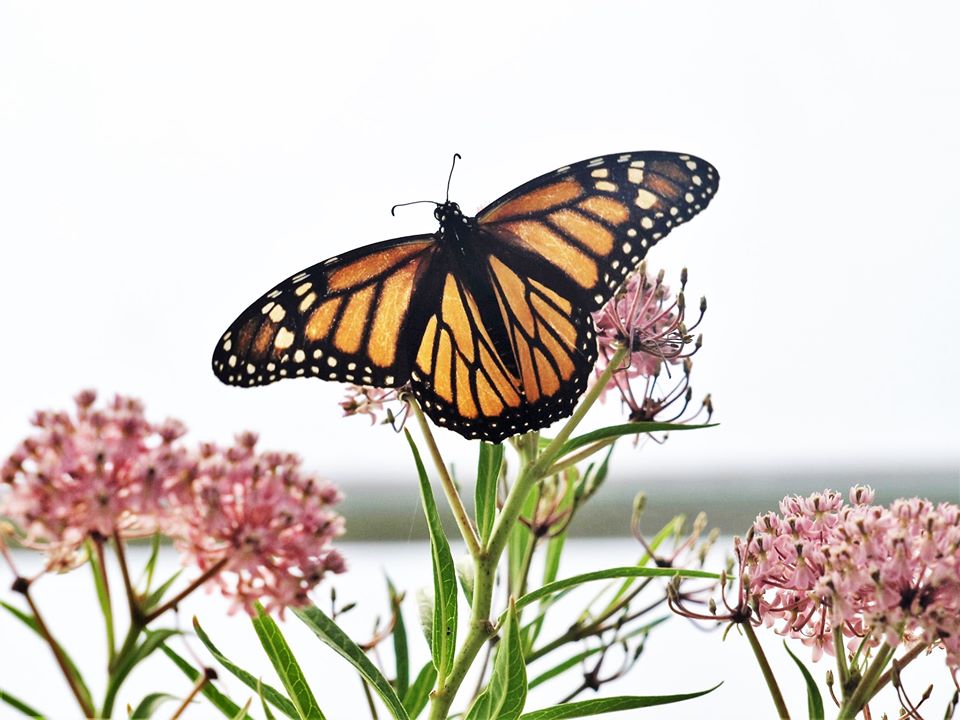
[594,265,692,378]
[592,266,709,423]
[339,384,408,427]
[740,487,960,668]
[1,391,345,613]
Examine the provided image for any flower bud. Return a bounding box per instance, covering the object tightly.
[693,512,708,535]
[633,492,647,516]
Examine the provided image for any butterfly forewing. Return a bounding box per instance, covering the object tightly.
[212,235,437,389]
[477,151,719,309]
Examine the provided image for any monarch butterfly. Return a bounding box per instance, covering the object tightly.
[212,151,719,442]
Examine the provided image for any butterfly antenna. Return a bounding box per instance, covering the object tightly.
[390,199,439,216]
[446,153,462,201]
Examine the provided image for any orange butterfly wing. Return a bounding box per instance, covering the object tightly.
[408,257,596,441]
[477,151,719,308]
[212,236,437,388]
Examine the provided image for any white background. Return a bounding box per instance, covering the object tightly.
[1,2,959,718]
[1,1,957,483]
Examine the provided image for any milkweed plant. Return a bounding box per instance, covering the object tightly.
[2,266,957,720]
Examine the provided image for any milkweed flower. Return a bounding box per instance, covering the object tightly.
[340,384,410,428]
[0,390,190,569]
[739,487,960,668]
[167,433,345,615]
[592,266,711,425]
[1,391,345,614]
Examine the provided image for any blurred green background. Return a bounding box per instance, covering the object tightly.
[339,464,958,540]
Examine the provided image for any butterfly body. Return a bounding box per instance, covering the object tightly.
[213,151,719,442]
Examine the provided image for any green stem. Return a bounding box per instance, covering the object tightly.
[428,543,498,720]
[742,621,790,720]
[427,346,628,720]
[16,584,96,718]
[833,627,850,700]
[113,532,142,625]
[837,642,895,720]
[871,641,926,696]
[410,398,483,559]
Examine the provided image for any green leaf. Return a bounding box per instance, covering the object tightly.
[402,662,437,718]
[528,647,600,690]
[514,566,718,616]
[144,569,183,611]
[465,602,526,720]
[129,692,177,718]
[251,604,326,720]
[518,684,722,719]
[106,628,181,712]
[387,578,410,700]
[415,588,434,649]
[406,430,458,681]
[258,680,278,720]
[87,540,115,660]
[139,534,162,595]
[0,688,45,718]
[160,643,251,719]
[575,445,614,505]
[456,555,476,604]
[293,604,410,720]
[784,642,825,720]
[0,601,95,713]
[194,617,299,720]
[475,442,504,544]
[231,698,254,720]
[558,422,715,458]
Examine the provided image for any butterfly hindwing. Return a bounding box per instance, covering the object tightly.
[212,235,437,389]
[409,256,596,442]
[477,151,719,309]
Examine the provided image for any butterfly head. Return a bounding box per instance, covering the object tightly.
[434,200,463,223]
[435,201,472,242]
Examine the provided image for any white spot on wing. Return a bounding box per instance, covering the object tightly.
[635,189,657,209]
[274,327,295,349]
